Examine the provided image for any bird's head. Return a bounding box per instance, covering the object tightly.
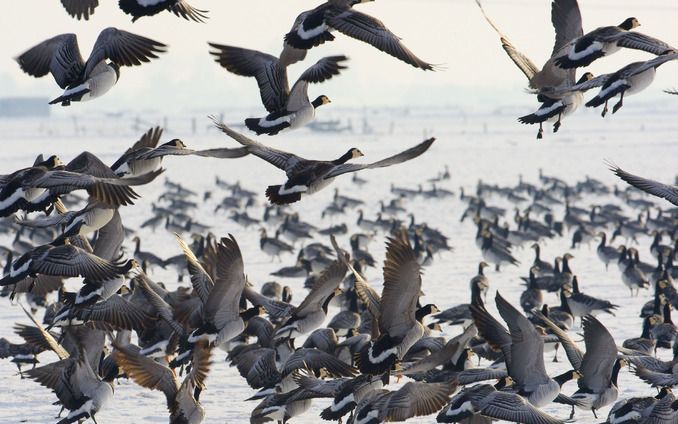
[311,95,331,108]
[619,17,640,30]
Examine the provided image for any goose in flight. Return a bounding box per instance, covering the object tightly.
[554,16,675,69]
[210,117,435,204]
[16,27,166,106]
[284,0,435,70]
[60,0,208,22]
[208,44,347,135]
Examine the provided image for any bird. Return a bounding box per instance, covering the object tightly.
[607,163,678,206]
[59,0,208,22]
[16,28,166,106]
[518,72,593,139]
[579,52,678,116]
[284,0,435,70]
[0,241,134,286]
[118,0,208,22]
[210,117,435,204]
[554,17,675,69]
[208,44,347,135]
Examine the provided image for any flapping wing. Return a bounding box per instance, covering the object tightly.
[326,9,434,70]
[612,31,676,55]
[113,342,178,409]
[75,294,152,331]
[287,55,348,111]
[192,147,249,159]
[495,292,548,386]
[479,392,564,424]
[32,244,129,281]
[16,33,84,89]
[207,43,288,112]
[386,382,455,421]
[532,310,583,369]
[168,0,208,23]
[18,303,69,360]
[174,234,213,305]
[608,162,678,206]
[475,1,538,81]
[551,0,583,55]
[325,138,434,179]
[210,117,305,174]
[205,235,246,329]
[295,259,346,315]
[85,27,166,76]
[378,232,421,335]
[579,315,617,392]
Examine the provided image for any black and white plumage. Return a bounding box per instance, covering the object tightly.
[0,242,134,286]
[579,53,678,116]
[554,17,675,69]
[519,72,593,139]
[208,44,347,135]
[284,0,435,70]
[16,28,166,106]
[211,118,435,204]
[608,163,678,207]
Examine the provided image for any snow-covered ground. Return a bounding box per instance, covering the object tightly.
[0,103,676,423]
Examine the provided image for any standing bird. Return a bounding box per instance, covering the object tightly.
[554,17,675,69]
[208,44,347,135]
[210,118,435,204]
[284,0,435,70]
[16,28,166,106]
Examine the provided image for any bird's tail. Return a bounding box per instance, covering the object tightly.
[265,185,301,205]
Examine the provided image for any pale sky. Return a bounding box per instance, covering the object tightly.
[1,0,678,114]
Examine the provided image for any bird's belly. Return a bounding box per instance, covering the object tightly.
[626,68,656,95]
[288,106,314,129]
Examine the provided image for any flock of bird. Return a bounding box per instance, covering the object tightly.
[477,0,678,139]
[0,0,677,424]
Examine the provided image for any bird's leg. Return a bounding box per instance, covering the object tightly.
[92,415,99,424]
[16,364,23,379]
[592,408,598,419]
[569,405,575,420]
[612,92,625,114]
[495,264,500,272]
[537,123,544,140]
[552,344,559,362]
[553,113,562,133]
[601,100,609,117]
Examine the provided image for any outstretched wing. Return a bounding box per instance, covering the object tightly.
[325,138,435,179]
[608,162,678,206]
[207,43,288,112]
[16,34,85,89]
[86,27,166,76]
[326,9,434,70]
